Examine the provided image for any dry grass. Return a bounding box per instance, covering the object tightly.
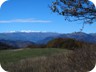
[7,45,96,72]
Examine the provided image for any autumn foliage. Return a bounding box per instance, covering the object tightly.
[46,38,87,50]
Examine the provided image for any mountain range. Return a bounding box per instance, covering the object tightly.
[0,32,59,43]
[0,32,96,48]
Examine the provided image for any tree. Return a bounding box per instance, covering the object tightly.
[50,0,96,31]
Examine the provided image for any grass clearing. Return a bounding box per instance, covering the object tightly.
[0,48,68,67]
[0,47,95,72]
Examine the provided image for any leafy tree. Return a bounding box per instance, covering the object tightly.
[50,0,96,31]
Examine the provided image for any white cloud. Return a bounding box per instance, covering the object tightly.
[0,19,51,23]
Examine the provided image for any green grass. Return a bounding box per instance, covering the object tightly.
[0,48,67,66]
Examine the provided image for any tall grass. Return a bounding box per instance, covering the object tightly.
[0,48,66,70]
[6,45,96,72]
[0,48,65,65]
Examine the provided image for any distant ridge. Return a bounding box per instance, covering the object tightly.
[0,31,60,43]
[0,31,96,45]
[59,32,96,43]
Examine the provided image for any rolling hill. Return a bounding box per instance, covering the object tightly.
[0,32,96,49]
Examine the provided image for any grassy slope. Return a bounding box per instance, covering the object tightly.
[0,47,95,72]
[0,48,67,66]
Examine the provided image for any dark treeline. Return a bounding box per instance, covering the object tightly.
[0,42,16,50]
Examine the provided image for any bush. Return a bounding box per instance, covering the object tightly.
[46,38,87,50]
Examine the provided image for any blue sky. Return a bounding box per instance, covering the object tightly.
[0,0,96,33]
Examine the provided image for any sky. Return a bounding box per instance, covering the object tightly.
[0,0,96,33]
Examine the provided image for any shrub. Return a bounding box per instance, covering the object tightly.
[46,38,87,50]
